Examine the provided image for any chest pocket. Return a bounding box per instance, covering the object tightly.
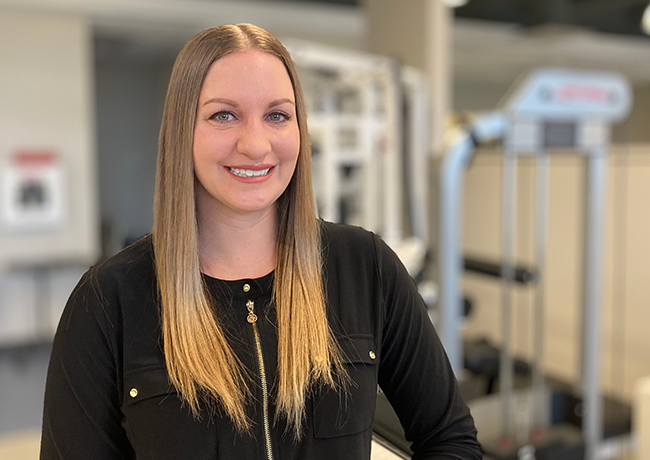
[312,336,379,438]
[122,366,216,460]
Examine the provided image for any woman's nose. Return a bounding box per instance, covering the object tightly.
[236,122,272,159]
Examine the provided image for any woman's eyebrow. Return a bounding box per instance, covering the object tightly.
[202,97,238,107]
[201,97,295,108]
[268,98,295,108]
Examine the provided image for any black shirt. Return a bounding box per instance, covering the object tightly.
[40,222,481,459]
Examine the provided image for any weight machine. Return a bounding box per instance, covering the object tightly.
[285,39,430,279]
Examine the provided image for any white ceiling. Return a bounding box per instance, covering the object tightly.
[454,19,650,86]
[4,0,650,110]
[452,19,650,109]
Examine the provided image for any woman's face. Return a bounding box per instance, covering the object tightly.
[193,49,300,221]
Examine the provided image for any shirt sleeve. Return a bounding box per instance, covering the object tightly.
[373,234,482,460]
[40,271,133,460]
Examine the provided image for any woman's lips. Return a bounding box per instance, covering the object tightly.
[227,166,271,177]
[225,165,275,182]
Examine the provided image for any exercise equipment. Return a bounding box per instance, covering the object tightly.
[286,39,430,279]
[438,68,632,460]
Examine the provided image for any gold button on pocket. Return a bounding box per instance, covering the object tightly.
[123,367,215,459]
[313,337,378,439]
[243,283,251,293]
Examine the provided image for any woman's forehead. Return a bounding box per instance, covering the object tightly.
[199,50,295,104]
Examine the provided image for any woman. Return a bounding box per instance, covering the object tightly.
[41,24,481,460]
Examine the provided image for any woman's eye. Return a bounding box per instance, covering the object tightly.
[268,112,289,122]
[211,111,234,122]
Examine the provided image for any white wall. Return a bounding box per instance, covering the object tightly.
[0,8,99,268]
[0,8,97,343]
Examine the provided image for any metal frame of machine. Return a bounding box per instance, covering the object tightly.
[438,68,632,460]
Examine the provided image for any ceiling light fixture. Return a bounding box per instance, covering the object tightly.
[643,3,650,35]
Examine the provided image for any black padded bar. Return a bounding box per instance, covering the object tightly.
[463,256,536,285]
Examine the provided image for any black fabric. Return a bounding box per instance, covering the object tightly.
[40,221,482,460]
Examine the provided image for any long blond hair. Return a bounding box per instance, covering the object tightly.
[153,24,345,435]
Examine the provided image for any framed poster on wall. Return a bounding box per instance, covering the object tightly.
[1,150,65,232]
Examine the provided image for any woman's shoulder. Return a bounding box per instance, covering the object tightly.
[319,221,384,280]
[320,220,398,262]
[75,234,156,309]
[320,220,376,249]
[55,236,157,354]
[319,220,408,287]
[89,234,155,283]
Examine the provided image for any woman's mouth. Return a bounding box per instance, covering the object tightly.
[227,167,272,178]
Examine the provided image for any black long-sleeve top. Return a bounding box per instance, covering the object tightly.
[40,222,481,459]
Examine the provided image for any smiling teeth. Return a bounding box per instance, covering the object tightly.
[228,167,271,177]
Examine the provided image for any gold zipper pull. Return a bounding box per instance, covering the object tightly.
[246,300,258,324]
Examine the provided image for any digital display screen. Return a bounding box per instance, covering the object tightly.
[543,122,576,148]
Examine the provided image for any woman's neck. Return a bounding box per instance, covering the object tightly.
[196,205,278,281]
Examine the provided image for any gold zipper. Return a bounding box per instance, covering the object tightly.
[246,299,274,460]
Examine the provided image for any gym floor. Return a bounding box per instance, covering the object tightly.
[0,343,50,459]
